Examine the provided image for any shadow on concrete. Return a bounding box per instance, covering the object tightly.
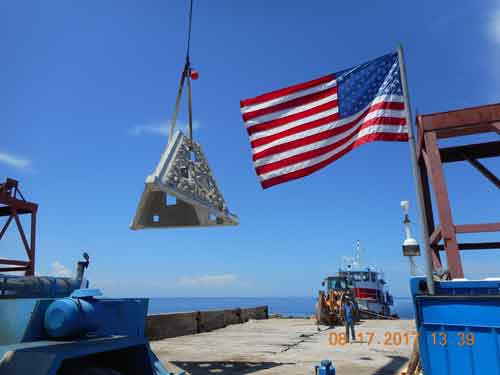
[373,355,408,375]
[171,361,287,374]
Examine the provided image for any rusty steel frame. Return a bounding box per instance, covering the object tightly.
[416,103,500,279]
[0,178,37,275]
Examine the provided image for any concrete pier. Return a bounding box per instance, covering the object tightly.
[146,306,269,340]
[152,318,415,374]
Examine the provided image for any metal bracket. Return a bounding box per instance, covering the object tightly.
[70,289,103,299]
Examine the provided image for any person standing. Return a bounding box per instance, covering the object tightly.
[343,299,356,343]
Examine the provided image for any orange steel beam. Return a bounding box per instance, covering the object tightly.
[462,155,500,189]
[429,226,442,246]
[455,223,500,233]
[0,178,37,275]
[0,259,30,266]
[423,130,463,278]
[416,103,500,279]
[440,141,500,163]
[419,102,500,138]
[437,242,500,251]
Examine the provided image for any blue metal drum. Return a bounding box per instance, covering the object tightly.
[314,359,336,375]
[411,277,500,374]
[44,296,102,339]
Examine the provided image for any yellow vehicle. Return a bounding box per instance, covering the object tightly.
[315,276,359,326]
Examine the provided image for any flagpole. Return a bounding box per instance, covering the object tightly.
[397,44,435,295]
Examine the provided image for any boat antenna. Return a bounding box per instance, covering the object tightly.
[168,0,198,145]
[355,240,363,268]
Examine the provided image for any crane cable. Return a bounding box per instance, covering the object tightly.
[185,0,193,63]
[168,0,195,145]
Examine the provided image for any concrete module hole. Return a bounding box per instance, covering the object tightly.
[165,195,177,206]
[153,215,160,222]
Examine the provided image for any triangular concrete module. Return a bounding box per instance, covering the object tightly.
[131,130,239,229]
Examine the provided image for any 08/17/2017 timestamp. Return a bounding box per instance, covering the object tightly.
[328,331,475,347]
[430,331,475,347]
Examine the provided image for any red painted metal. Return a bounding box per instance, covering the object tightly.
[0,178,37,275]
[416,103,500,279]
[354,287,378,300]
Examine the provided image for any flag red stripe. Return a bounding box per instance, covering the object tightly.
[255,119,406,174]
[251,112,341,148]
[240,74,335,108]
[260,133,409,188]
[242,86,338,122]
[246,100,339,135]
[250,101,404,147]
[253,116,406,162]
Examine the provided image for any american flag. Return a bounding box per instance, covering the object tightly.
[240,52,409,189]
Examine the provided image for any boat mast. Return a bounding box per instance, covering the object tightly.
[355,240,363,268]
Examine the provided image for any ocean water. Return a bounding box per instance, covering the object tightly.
[148,297,415,319]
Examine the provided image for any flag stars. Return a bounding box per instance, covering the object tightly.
[338,52,402,117]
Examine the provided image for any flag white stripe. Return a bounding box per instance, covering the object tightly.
[244,93,338,126]
[241,79,337,114]
[249,95,404,142]
[249,107,339,141]
[254,114,406,168]
[245,95,404,131]
[259,125,408,181]
[252,108,406,154]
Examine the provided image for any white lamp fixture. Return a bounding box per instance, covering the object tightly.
[400,200,409,215]
[400,200,420,276]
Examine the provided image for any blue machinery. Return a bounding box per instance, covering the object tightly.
[0,277,337,375]
[314,360,335,375]
[411,277,500,374]
[0,273,177,375]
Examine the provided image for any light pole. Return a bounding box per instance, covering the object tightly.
[400,200,420,276]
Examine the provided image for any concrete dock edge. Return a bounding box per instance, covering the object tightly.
[146,305,269,340]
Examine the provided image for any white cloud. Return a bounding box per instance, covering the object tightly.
[177,273,239,287]
[51,261,72,277]
[488,8,500,44]
[129,121,201,137]
[0,152,31,169]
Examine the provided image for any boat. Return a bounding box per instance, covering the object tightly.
[318,241,397,321]
[339,241,396,318]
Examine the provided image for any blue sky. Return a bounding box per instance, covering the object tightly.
[2,1,499,298]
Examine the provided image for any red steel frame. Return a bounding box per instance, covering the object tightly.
[0,178,37,275]
[416,103,500,279]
